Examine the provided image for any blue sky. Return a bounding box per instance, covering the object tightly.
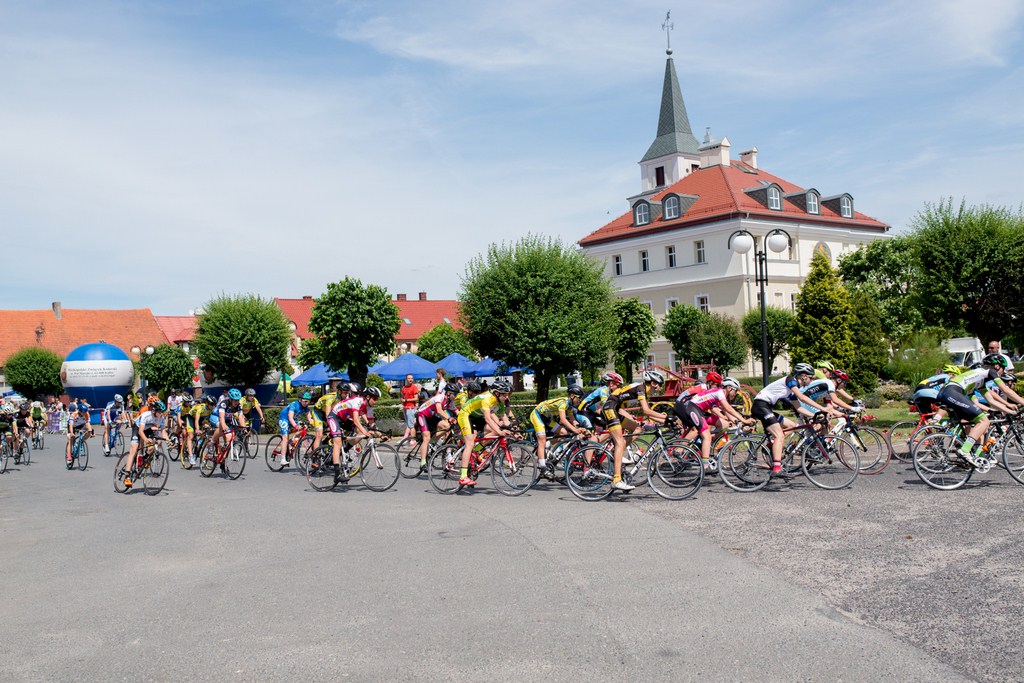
[2,0,1022,314]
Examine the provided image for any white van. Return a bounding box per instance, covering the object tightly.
[944,337,984,367]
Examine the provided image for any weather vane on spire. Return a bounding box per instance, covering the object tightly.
[663,10,674,56]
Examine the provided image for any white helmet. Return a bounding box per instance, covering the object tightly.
[722,377,740,391]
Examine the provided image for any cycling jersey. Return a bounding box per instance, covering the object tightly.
[330,396,369,422]
[30,401,44,419]
[417,393,455,420]
[580,386,609,413]
[949,368,1001,394]
[675,383,708,402]
[187,404,210,433]
[689,387,728,413]
[802,378,834,403]
[167,394,181,414]
[103,401,125,425]
[533,397,571,420]
[457,392,501,435]
[136,410,165,431]
[454,389,469,410]
[600,383,646,429]
[280,400,310,424]
[239,396,262,414]
[312,393,339,420]
[754,375,800,405]
[68,402,90,427]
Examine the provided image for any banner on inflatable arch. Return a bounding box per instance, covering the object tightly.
[61,342,134,425]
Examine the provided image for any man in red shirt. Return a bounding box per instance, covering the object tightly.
[401,373,421,440]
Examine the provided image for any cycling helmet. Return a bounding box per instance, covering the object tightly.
[204,395,216,404]
[794,362,814,376]
[567,385,585,397]
[152,401,166,412]
[443,383,459,394]
[721,377,741,390]
[832,369,850,382]
[705,371,723,385]
[602,371,623,385]
[244,388,256,396]
[347,382,362,394]
[182,395,194,404]
[300,392,312,401]
[227,388,242,400]
[816,360,835,372]
[969,362,984,370]
[1004,372,1016,384]
[467,381,482,394]
[113,394,123,403]
[5,404,16,414]
[983,353,1009,368]
[943,364,963,376]
[492,380,513,394]
[643,370,665,385]
[363,386,382,399]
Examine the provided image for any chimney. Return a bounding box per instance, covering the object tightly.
[52,301,62,320]
[397,293,407,301]
[418,292,427,301]
[699,136,731,169]
[739,147,758,169]
[302,295,313,300]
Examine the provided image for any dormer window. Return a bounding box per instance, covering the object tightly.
[767,186,782,211]
[840,196,853,218]
[806,192,820,215]
[664,195,680,220]
[634,202,650,226]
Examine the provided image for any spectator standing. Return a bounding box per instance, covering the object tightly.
[988,340,1015,371]
[435,368,447,395]
[401,374,420,439]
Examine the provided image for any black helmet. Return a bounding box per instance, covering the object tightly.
[982,353,1009,369]
[363,386,382,399]
[567,385,584,397]
[492,380,512,394]
[467,381,482,394]
[443,383,459,394]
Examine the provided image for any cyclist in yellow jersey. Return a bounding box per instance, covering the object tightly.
[456,380,513,487]
[239,388,264,434]
[311,385,345,452]
[600,370,668,492]
[184,397,213,465]
[531,386,588,471]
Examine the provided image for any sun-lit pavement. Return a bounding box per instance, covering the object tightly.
[0,435,993,682]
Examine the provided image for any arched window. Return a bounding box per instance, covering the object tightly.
[840,196,853,218]
[664,195,680,220]
[767,186,782,211]
[814,241,832,264]
[634,202,650,226]
[806,191,820,215]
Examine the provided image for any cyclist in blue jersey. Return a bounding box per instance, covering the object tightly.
[278,392,312,466]
[102,394,126,456]
[750,363,826,475]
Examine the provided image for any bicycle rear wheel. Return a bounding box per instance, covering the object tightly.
[294,436,315,474]
[113,453,130,493]
[565,444,613,501]
[199,442,217,478]
[246,432,260,457]
[264,435,285,472]
[1,442,11,473]
[1001,427,1024,485]
[719,437,771,492]
[360,443,400,492]
[167,433,180,461]
[801,435,859,490]
[886,420,919,462]
[492,441,537,496]
[428,445,463,494]
[648,441,704,500]
[914,433,972,490]
[848,426,889,474]
[141,448,169,495]
[396,436,425,478]
[76,440,88,471]
[306,446,338,492]
[224,441,246,480]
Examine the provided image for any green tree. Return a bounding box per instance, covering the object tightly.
[295,336,323,371]
[910,198,1024,343]
[687,313,748,372]
[612,298,657,382]
[886,332,950,386]
[459,235,615,402]
[790,251,854,369]
[741,306,795,373]
[140,344,193,394]
[308,277,401,387]
[838,236,922,342]
[847,291,887,392]
[661,304,704,360]
[416,323,476,363]
[193,294,293,388]
[4,347,64,398]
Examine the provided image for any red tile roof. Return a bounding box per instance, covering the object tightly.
[0,308,167,364]
[579,162,888,247]
[274,297,316,340]
[154,316,198,344]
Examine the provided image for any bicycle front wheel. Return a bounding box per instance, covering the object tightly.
[427,445,462,494]
[113,432,125,458]
[113,453,130,493]
[199,443,217,478]
[306,446,339,492]
[360,443,400,492]
[848,426,889,474]
[648,441,704,500]
[76,440,89,471]
[141,448,169,495]
[264,435,285,472]
[565,444,613,501]
[801,435,859,490]
[492,441,537,496]
[167,434,180,461]
[719,437,771,492]
[396,436,425,479]
[886,420,919,462]
[246,432,260,457]
[1,443,11,473]
[914,433,972,490]
[224,441,246,480]
[1001,427,1024,485]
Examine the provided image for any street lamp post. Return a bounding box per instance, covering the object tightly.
[729,228,793,386]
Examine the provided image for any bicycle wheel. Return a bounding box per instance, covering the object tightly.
[76,439,88,471]
[113,453,130,493]
[886,420,919,462]
[359,443,400,492]
[848,426,889,474]
[492,441,537,496]
[141,448,169,495]
[199,442,217,478]
[223,441,246,480]
[1001,427,1024,485]
[648,441,704,501]
[112,432,125,458]
[264,435,285,472]
[0,442,10,473]
[565,444,614,501]
[167,434,180,461]
[719,437,772,492]
[306,446,339,492]
[246,432,260,457]
[801,435,859,490]
[914,433,972,490]
[428,445,463,494]
[17,440,30,466]
[396,436,425,479]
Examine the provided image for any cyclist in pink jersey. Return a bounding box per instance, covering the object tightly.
[673,377,754,468]
[415,383,459,470]
[327,387,382,483]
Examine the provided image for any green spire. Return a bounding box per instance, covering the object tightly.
[640,58,699,162]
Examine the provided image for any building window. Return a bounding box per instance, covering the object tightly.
[666,297,679,311]
[664,195,680,220]
[646,353,656,367]
[695,294,710,312]
[694,240,706,264]
[668,351,677,372]
[634,202,650,226]
[640,250,650,272]
[814,241,832,264]
[655,166,666,187]
[666,245,677,268]
[807,192,820,215]
[768,186,782,210]
[840,196,853,218]
[790,293,798,312]
[641,301,653,311]
[613,254,622,276]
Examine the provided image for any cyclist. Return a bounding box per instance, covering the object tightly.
[0,405,14,453]
[184,396,214,465]
[120,400,168,489]
[531,385,588,472]
[814,361,858,405]
[240,388,264,436]
[415,382,460,470]
[601,370,669,492]
[675,377,754,469]
[327,386,384,483]
[66,397,93,466]
[311,385,344,453]
[167,391,182,424]
[911,365,960,422]
[214,389,246,468]
[12,403,34,458]
[277,392,313,466]
[798,370,855,420]
[101,394,126,456]
[750,363,827,475]
[456,380,515,488]
[29,398,45,440]
[937,354,1024,465]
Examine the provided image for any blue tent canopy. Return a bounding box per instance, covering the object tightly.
[436,352,476,378]
[372,353,438,381]
[292,362,348,385]
[467,357,507,377]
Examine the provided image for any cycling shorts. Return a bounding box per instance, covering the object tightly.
[308,411,324,429]
[582,409,605,429]
[278,418,291,435]
[912,395,938,416]
[130,426,158,445]
[673,401,708,432]
[529,410,557,436]
[750,399,783,428]
[457,412,486,437]
[327,414,355,438]
[208,414,220,427]
[417,413,442,434]
[937,385,984,424]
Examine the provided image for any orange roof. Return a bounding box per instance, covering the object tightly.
[0,308,167,364]
[154,316,198,344]
[579,162,888,247]
[274,297,317,340]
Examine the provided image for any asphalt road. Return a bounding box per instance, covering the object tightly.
[1,435,1009,682]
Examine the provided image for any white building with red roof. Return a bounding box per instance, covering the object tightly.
[579,55,889,375]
